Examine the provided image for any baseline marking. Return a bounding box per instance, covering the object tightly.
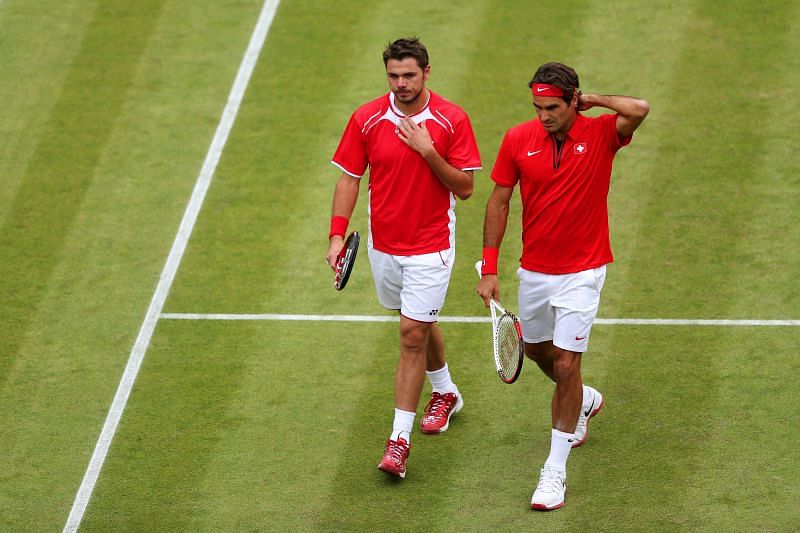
[63,2,281,531]
[160,313,800,326]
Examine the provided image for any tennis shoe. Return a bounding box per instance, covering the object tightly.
[420,391,463,434]
[377,437,410,479]
[572,386,604,448]
[531,467,566,511]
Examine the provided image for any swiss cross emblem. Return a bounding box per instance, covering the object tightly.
[574,142,587,154]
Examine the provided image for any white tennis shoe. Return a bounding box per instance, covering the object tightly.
[572,386,604,448]
[531,467,566,510]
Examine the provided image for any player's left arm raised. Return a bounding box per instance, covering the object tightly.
[396,117,474,200]
[578,93,650,139]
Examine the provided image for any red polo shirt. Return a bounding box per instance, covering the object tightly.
[332,91,481,256]
[491,113,631,274]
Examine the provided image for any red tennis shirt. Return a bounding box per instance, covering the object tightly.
[491,113,631,274]
[332,91,482,256]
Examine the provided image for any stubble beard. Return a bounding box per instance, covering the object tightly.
[395,88,422,106]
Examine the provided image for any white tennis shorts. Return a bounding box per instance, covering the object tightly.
[517,265,607,353]
[368,247,455,323]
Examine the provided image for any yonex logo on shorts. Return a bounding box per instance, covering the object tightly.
[429,309,440,316]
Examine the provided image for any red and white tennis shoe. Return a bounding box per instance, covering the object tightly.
[420,391,463,434]
[377,437,411,478]
[572,386,604,448]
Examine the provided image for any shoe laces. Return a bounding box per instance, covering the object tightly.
[537,469,565,492]
[425,392,454,418]
[386,439,409,463]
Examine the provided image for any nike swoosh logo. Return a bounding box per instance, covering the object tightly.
[527,150,542,156]
[536,87,547,93]
[583,396,598,417]
[575,336,586,341]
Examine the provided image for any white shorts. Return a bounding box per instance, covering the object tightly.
[368,247,455,323]
[517,265,607,353]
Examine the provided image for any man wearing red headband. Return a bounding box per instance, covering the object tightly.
[476,62,649,510]
[326,38,482,479]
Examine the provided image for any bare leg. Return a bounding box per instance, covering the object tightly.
[395,315,432,412]
[525,340,556,382]
[550,347,583,433]
[526,341,583,433]
[425,322,445,372]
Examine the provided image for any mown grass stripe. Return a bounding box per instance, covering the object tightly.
[682,3,800,529]
[599,2,800,528]
[0,0,165,388]
[62,2,280,531]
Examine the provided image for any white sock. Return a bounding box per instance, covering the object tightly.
[389,408,415,443]
[543,429,574,473]
[426,363,457,395]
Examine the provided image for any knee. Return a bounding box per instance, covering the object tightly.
[525,343,550,364]
[552,350,581,381]
[400,321,430,353]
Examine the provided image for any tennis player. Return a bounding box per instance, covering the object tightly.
[325,37,481,479]
[476,62,648,509]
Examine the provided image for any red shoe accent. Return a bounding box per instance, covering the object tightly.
[420,392,463,434]
[377,438,410,478]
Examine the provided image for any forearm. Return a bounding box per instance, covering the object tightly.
[331,173,360,219]
[477,186,511,303]
[581,93,648,118]
[581,93,649,137]
[483,190,510,249]
[421,150,474,200]
[326,174,360,269]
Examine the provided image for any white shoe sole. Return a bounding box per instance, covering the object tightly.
[531,499,565,511]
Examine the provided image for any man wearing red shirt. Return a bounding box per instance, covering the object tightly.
[326,38,481,479]
[477,62,648,510]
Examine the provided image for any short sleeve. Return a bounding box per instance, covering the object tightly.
[445,114,482,171]
[490,130,520,187]
[331,113,368,177]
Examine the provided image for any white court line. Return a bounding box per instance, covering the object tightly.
[160,313,800,326]
[62,2,280,531]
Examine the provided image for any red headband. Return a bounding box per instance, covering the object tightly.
[531,83,564,97]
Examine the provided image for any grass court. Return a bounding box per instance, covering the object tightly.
[1,0,798,530]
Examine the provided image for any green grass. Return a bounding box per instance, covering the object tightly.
[1,0,799,531]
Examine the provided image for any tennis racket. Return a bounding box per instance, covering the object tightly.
[474,261,524,384]
[334,231,360,290]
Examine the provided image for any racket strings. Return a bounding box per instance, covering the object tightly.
[496,315,521,373]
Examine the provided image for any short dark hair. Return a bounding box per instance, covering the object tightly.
[529,62,580,104]
[383,37,429,70]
